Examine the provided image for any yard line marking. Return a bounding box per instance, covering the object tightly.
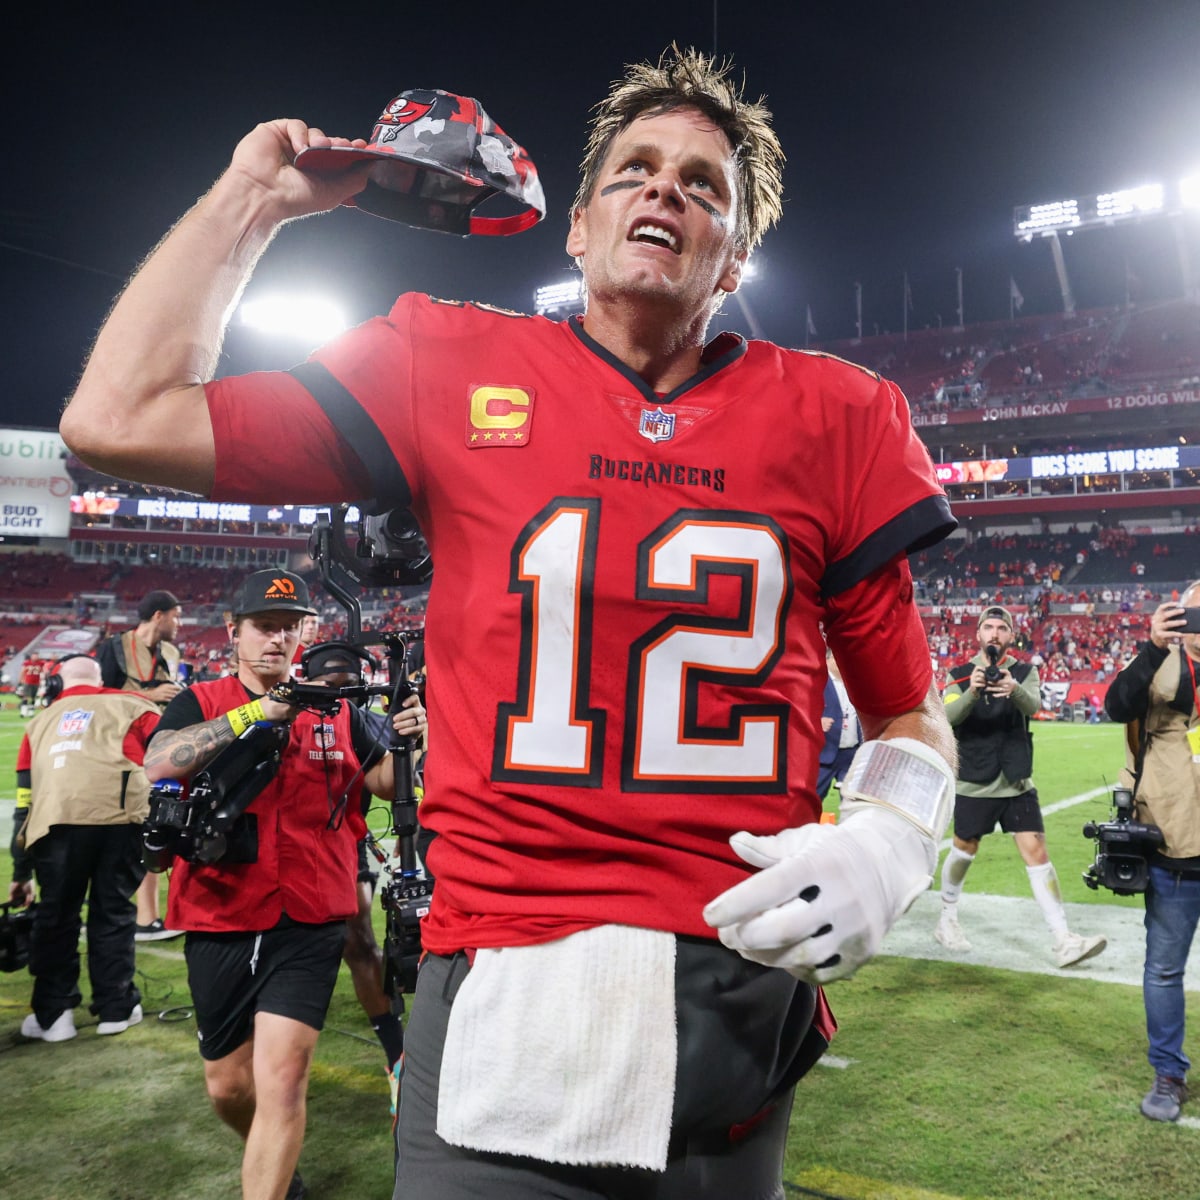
[816,1054,857,1070]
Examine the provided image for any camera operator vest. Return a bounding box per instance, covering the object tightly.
[1117,648,1200,862]
[166,675,369,932]
[948,657,1034,786]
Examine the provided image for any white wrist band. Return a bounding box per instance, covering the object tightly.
[839,737,955,841]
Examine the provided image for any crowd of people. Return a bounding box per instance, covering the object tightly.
[5,42,1200,1200]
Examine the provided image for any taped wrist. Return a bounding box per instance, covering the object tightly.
[839,737,954,843]
[226,699,267,737]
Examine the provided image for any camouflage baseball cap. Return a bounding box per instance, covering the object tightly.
[295,89,545,237]
[977,605,1015,631]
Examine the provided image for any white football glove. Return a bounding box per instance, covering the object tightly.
[702,803,934,985]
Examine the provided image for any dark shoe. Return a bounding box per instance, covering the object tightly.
[285,1171,307,1200]
[134,918,182,942]
[1141,1074,1187,1122]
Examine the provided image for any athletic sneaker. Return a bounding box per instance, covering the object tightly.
[20,1009,77,1042]
[134,918,182,942]
[1141,1074,1187,1122]
[1053,932,1106,968]
[97,1003,144,1036]
[933,911,971,952]
[285,1171,307,1200]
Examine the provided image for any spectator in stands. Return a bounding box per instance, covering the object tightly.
[934,606,1107,968]
[9,655,161,1042]
[97,588,185,942]
[1105,587,1200,1122]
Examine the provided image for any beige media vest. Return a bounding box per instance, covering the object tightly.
[22,689,161,850]
[1121,648,1200,860]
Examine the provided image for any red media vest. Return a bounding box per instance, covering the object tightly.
[166,675,368,932]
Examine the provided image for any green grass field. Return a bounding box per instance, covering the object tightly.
[2,702,1198,1199]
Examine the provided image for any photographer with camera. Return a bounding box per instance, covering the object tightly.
[10,654,161,1042]
[935,605,1107,968]
[1104,586,1200,1122]
[98,588,186,943]
[143,569,422,1200]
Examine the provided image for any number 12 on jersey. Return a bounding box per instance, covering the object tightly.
[492,498,792,794]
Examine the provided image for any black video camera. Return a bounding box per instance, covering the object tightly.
[381,873,433,996]
[143,721,289,868]
[1082,785,1164,895]
[0,900,36,972]
[983,644,1003,685]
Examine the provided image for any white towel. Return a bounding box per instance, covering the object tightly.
[437,924,677,1170]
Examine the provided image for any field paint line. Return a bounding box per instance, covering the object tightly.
[881,889,1200,990]
[1178,1116,1200,1130]
[936,784,1110,852]
[815,1054,857,1070]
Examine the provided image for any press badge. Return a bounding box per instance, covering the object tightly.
[1187,723,1200,763]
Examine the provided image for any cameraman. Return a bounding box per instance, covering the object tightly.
[1104,587,1200,1122]
[144,570,418,1200]
[935,605,1106,968]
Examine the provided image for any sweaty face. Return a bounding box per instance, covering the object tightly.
[978,618,1013,653]
[233,612,303,682]
[567,108,745,321]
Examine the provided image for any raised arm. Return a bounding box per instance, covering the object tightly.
[59,120,371,494]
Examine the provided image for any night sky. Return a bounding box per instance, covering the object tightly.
[4,0,1199,430]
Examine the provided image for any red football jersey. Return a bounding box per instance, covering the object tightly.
[206,295,954,952]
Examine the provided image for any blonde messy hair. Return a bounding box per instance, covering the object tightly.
[572,45,784,252]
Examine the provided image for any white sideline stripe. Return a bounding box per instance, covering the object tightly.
[937,784,1110,852]
[1178,1116,1200,1130]
[816,1054,856,1070]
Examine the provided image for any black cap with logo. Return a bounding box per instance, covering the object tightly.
[231,570,317,618]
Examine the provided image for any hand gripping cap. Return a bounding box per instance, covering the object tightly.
[295,89,546,237]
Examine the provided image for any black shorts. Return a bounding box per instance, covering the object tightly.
[953,788,1044,842]
[392,935,827,1199]
[185,916,346,1061]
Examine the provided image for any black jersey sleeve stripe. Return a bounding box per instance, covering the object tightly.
[289,361,412,515]
[820,494,956,598]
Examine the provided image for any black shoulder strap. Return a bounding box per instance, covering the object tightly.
[948,661,975,686]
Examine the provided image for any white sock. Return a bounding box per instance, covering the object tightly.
[940,846,975,909]
[1026,861,1069,939]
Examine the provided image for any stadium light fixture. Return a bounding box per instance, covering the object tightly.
[534,277,585,316]
[1014,181,1167,241]
[1181,173,1200,210]
[237,294,349,345]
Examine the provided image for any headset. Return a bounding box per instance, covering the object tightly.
[41,652,95,704]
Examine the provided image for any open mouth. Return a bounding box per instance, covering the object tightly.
[629,223,680,254]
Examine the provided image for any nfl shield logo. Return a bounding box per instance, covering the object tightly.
[638,406,676,443]
[313,723,336,750]
[58,709,94,736]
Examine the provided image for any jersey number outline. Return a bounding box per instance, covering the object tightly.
[492,499,791,793]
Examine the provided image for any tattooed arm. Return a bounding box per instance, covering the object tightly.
[144,691,296,782]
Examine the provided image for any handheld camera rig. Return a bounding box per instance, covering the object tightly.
[1082,785,1164,896]
[307,506,432,997]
